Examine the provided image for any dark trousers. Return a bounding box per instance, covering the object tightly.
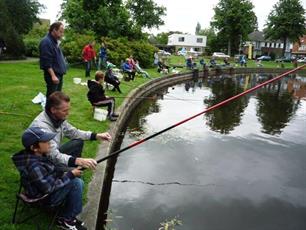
[44,72,63,98]
[84,61,92,77]
[93,98,116,117]
[59,139,84,158]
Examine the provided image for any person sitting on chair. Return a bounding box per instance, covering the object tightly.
[122,58,135,80]
[87,71,119,121]
[12,127,88,230]
[135,60,151,78]
[105,63,122,93]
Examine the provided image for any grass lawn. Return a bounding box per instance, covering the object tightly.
[0,57,301,229]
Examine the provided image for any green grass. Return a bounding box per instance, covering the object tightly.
[0,61,160,229]
[0,57,301,229]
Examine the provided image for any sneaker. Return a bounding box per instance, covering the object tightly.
[111,113,119,117]
[56,217,87,230]
[74,218,85,226]
[107,115,117,121]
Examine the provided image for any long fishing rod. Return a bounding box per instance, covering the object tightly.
[112,95,203,102]
[96,65,305,164]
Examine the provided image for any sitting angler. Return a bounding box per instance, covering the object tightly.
[105,63,122,93]
[87,71,119,121]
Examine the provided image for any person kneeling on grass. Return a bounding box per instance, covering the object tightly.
[12,127,88,230]
[87,71,119,121]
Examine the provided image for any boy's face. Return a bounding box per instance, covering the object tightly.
[35,141,51,155]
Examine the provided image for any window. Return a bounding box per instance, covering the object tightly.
[196,38,203,43]
[178,37,185,42]
[278,43,281,48]
[265,42,267,47]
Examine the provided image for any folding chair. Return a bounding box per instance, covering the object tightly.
[12,179,62,229]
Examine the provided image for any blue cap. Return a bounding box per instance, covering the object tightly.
[22,127,56,148]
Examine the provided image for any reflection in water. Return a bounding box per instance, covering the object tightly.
[204,76,249,134]
[100,73,306,230]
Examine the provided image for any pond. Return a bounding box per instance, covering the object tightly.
[101,73,306,230]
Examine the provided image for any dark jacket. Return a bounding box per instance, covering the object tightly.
[12,150,74,199]
[39,33,67,75]
[87,80,106,104]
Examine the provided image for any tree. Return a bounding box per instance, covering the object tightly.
[195,22,201,35]
[61,0,166,39]
[126,0,166,29]
[0,0,42,57]
[211,0,257,56]
[196,27,219,55]
[264,0,305,56]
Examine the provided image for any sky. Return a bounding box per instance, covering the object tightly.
[38,0,306,34]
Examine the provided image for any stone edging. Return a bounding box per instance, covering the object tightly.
[82,67,305,229]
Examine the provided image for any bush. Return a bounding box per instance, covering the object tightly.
[60,30,157,68]
[61,30,96,64]
[24,38,40,57]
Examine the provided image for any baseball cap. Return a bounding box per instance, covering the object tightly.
[22,127,56,148]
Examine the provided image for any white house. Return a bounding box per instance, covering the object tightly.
[167,34,207,53]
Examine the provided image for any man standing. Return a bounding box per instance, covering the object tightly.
[39,22,67,98]
[82,41,96,77]
[30,91,112,169]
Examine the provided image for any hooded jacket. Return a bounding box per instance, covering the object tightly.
[87,80,106,104]
[12,150,74,198]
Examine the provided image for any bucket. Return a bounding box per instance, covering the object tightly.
[93,108,108,121]
[73,78,82,84]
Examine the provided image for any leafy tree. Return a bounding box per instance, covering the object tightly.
[264,0,305,56]
[61,0,165,39]
[154,32,169,45]
[195,22,201,35]
[211,0,257,56]
[0,0,42,57]
[126,0,166,29]
[196,27,219,55]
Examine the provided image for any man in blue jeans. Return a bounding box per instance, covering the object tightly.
[12,127,87,230]
[39,22,67,97]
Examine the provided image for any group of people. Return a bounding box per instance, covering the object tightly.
[121,55,151,80]
[12,22,120,230]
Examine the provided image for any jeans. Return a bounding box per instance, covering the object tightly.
[44,72,63,98]
[48,177,84,220]
[98,57,107,70]
[84,61,92,77]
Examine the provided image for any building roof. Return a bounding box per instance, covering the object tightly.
[248,31,282,43]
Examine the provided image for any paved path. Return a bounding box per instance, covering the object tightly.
[0,57,38,63]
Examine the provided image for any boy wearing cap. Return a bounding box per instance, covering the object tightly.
[12,127,87,230]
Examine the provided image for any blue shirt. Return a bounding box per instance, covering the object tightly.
[39,33,67,75]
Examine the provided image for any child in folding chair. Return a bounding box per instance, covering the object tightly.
[12,127,88,230]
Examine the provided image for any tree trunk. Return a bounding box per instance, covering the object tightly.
[228,40,231,56]
[282,37,287,57]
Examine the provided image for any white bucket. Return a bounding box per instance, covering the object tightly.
[93,108,108,121]
[73,78,82,84]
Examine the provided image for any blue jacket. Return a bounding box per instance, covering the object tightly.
[39,33,67,75]
[12,149,75,198]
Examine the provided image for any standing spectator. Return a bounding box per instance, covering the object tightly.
[39,22,67,97]
[98,42,107,70]
[153,51,159,66]
[82,41,96,77]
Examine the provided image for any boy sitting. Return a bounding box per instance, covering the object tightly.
[87,71,119,121]
[12,127,87,230]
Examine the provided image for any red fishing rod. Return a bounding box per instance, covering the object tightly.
[97,65,306,164]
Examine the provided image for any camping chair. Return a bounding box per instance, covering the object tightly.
[12,179,62,229]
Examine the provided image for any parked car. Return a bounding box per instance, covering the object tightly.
[297,57,306,63]
[158,50,171,56]
[257,55,271,61]
[212,52,230,59]
[275,57,292,63]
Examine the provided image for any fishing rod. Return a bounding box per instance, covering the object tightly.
[96,65,305,164]
[111,95,203,102]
